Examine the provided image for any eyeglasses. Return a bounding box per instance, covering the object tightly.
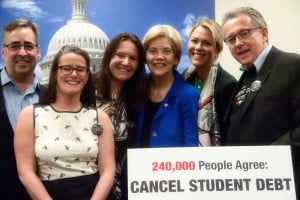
[4,42,38,52]
[224,27,261,45]
[147,48,174,57]
[57,65,88,76]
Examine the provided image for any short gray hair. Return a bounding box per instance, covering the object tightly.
[2,18,40,45]
[222,7,267,28]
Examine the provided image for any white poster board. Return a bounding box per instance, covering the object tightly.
[127,146,296,200]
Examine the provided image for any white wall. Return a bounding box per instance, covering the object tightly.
[215,0,300,79]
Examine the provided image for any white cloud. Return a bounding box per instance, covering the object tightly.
[1,0,45,19]
[181,13,208,42]
[48,17,65,23]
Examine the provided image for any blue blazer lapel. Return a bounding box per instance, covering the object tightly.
[153,71,180,120]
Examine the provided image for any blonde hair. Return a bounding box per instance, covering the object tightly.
[190,19,223,54]
[142,24,182,67]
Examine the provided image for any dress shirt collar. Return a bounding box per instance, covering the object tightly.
[1,67,39,90]
[240,44,272,73]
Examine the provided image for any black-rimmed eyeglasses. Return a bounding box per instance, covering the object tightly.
[224,27,261,45]
[4,42,38,52]
[57,65,88,76]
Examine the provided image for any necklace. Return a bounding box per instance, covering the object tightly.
[194,78,203,93]
[51,103,82,112]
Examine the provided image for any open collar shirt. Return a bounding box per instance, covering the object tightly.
[1,67,40,131]
[240,44,272,73]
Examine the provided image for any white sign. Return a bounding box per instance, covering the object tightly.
[127,146,296,200]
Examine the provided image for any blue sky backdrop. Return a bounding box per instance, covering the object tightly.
[0,0,215,73]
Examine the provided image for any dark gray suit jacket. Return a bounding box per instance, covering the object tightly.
[224,46,300,198]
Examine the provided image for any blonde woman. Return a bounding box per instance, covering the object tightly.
[183,19,236,146]
[134,24,199,147]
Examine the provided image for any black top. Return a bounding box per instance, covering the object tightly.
[140,100,161,147]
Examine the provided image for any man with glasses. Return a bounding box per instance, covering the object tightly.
[222,7,300,198]
[1,18,45,199]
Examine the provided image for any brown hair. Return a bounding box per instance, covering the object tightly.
[41,45,95,106]
[2,18,39,45]
[95,32,147,120]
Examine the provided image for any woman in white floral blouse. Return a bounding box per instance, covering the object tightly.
[14,45,115,200]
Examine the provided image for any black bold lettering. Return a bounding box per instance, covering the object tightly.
[256,179,265,190]
[283,178,292,190]
[140,181,149,193]
[169,180,176,192]
[159,180,168,192]
[189,179,197,192]
[216,179,225,191]
[130,181,139,193]
[265,178,274,190]
[274,179,284,190]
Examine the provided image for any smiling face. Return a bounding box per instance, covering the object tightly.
[109,40,139,84]
[222,14,268,68]
[146,37,178,77]
[187,26,219,71]
[56,52,89,97]
[1,27,40,80]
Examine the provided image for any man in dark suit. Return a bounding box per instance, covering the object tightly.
[1,18,46,199]
[222,7,300,199]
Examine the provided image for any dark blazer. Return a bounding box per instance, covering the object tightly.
[184,64,237,145]
[0,73,47,199]
[223,46,300,198]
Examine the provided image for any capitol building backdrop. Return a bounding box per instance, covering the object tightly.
[40,0,109,85]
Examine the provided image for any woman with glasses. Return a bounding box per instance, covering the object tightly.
[134,24,199,147]
[14,45,115,200]
[183,19,236,146]
[95,32,147,200]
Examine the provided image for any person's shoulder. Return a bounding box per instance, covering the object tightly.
[268,47,300,76]
[23,104,34,111]
[178,79,199,99]
[271,46,300,62]
[282,51,300,63]
[174,70,198,90]
[96,107,110,120]
[217,64,237,83]
[19,105,34,119]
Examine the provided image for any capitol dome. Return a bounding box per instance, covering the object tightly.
[40,0,109,85]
